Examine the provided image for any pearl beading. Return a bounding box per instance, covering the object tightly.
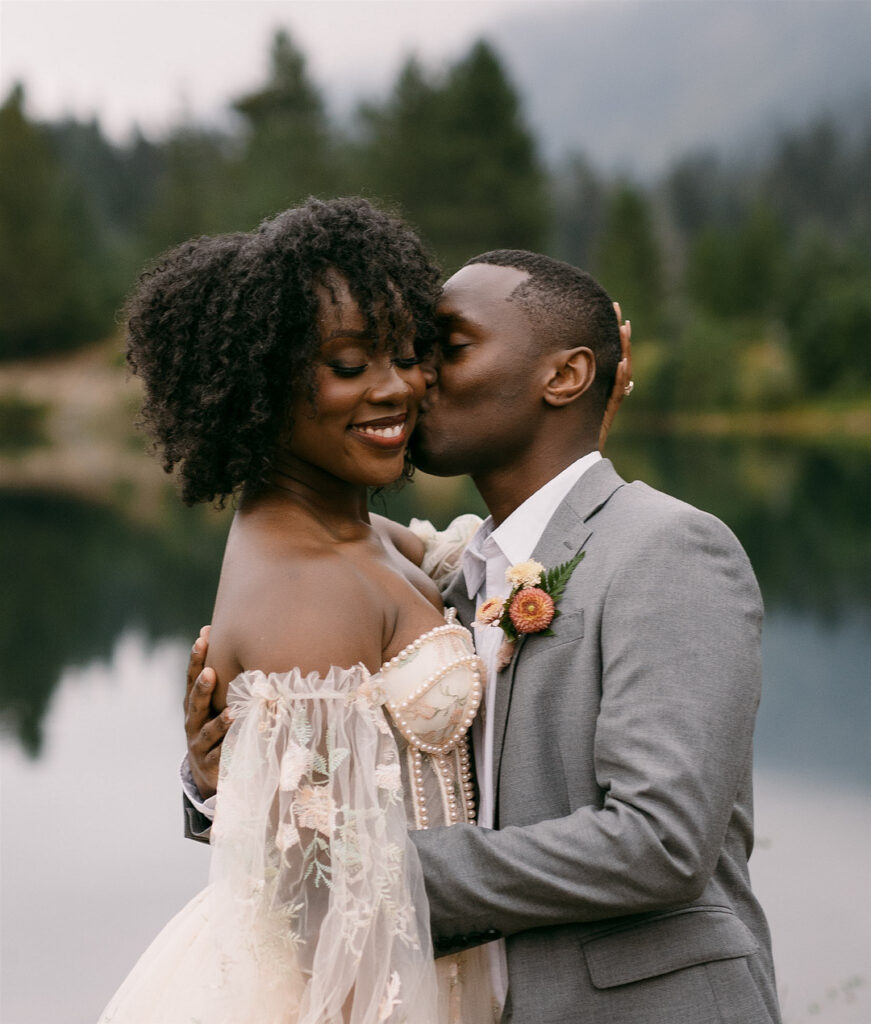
[408,747,430,830]
[383,655,483,755]
[407,737,476,830]
[379,623,470,672]
[385,619,481,831]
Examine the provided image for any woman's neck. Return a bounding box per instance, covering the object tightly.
[245,461,372,540]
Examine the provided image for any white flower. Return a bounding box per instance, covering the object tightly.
[374,761,402,797]
[280,742,313,791]
[292,784,335,835]
[378,970,402,1021]
[505,559,544,588]
[355,677,387,706]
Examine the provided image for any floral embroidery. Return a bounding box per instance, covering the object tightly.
[279,742,313,791]
[374,761,402,800]
[378,970,402,1021]
[276,821,300,852]
[292,784,335,835]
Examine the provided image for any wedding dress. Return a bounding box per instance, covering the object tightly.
[98,516,496,1024]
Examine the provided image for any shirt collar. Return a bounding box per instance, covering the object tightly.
[461,450,602,600]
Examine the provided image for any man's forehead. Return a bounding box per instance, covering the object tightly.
[438,263,530,315]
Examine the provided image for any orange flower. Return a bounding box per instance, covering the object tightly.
[475,596,506,626]
[508,587,555,634]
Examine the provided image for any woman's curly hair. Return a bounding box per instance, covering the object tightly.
[126,197,442,506]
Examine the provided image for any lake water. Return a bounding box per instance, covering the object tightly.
[1,437,869,1024]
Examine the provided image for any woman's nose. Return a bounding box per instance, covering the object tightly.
[368,361,416,402]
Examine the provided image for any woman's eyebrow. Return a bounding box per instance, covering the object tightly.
[323,327,374,341]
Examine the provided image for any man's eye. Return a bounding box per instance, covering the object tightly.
[442,341,468,357]
[328,363,367,377]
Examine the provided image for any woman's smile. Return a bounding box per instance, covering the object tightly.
[348,413,410,449]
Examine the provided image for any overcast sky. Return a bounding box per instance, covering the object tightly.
[1,0,531,140]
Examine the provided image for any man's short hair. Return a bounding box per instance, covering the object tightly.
[465,250,621,418]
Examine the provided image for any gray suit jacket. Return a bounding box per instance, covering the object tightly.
[412,459,780,1024]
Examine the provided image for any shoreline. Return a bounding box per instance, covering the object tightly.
[1,342,869,517]
[618,405,871,448]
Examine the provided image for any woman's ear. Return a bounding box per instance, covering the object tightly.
[543,347,596,407]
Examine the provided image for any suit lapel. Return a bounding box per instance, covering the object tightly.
[491,459,626,811]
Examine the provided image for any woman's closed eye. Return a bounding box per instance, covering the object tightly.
[327,362,368,378]
[327,355,421,377]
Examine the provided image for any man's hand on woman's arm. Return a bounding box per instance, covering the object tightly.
[184,625,228,800]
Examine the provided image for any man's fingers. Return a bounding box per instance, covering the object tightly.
[185,667,217,737]
[191,708,231,756]
[184,625,212,712]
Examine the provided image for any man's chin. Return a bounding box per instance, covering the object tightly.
[408,437,462,478]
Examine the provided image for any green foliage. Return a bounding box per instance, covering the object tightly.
[541,551,585,604]
[687,205,783,319]
[229,29,340,224]
[0,395,49,453]
[0,85,114,357]
[780,232,871,395]
[355,40,549,270]
[1,31,869,420]
[595,183,664,330]
[549,154,606,270]
[144,123,235,252]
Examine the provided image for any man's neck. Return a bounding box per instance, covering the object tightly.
[473,444,598,526]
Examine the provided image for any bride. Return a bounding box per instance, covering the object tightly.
[99,197,495,1024]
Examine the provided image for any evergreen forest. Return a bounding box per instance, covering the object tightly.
[3,30,870,414]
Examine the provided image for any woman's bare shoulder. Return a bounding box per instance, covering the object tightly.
[212,545,385,678]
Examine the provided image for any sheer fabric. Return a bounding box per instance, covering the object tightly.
[99,664,439,1024]
[408,515,482,591]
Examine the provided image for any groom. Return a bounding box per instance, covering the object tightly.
[184,251,780,1023]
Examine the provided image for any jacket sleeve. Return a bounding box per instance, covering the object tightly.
[183,793,212,844]
[412,506,763,946]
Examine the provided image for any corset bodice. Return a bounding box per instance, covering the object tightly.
[376,610,483,830]
[378,612,483,754]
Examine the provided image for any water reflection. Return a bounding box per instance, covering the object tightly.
[0,491,227,754]
[1,438,869,1023]
[2,440,869,760]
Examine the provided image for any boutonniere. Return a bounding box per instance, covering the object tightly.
[475,552,584,670]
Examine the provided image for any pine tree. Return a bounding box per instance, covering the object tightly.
[357,41,548,271]
[595,184,663,331]
[230,29,337,225]
[0,85,109,356]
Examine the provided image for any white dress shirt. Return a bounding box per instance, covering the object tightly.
[462,449,602,1005]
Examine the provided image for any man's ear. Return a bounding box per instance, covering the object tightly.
[543,347,596,407]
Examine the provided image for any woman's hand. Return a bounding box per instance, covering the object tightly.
[598,302,633,452]
[184,625,229,800]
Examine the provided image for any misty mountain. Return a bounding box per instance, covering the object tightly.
[483,0,871,175]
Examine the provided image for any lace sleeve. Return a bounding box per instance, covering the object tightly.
[408,514,483,589]
[207,667,441,1024]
